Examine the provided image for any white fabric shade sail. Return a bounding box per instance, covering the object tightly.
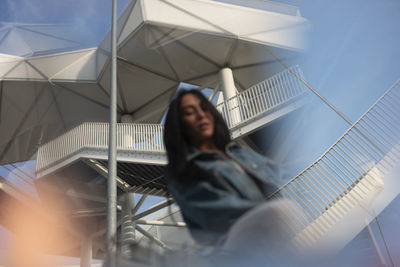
[0,0,308,165]
[0,22,82,57]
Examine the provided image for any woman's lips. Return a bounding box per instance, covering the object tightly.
[198,122,211,130]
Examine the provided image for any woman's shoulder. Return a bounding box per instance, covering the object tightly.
[227,142,277,163]
[226,142,261,159]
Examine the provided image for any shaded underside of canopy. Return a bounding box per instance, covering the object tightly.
[0,0,308,164]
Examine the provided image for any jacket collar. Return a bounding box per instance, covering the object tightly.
[186,141,239,162]
[186,146,201,162]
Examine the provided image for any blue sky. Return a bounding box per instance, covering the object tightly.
[1,0,400,264]
[272,0,400,173]
[1,0,131,47]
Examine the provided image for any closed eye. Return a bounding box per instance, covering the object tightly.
[182,107,195,116]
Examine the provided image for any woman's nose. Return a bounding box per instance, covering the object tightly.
[196,108,206,119]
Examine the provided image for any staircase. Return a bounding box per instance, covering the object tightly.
[130,79,400,257]
[267,79,400,253]
[22,68,400,261]
[35,66,309,196]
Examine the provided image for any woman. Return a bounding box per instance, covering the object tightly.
[163,89,295,250]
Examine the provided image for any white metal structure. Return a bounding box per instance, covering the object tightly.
[36,66,309,178]
[0,1,315,265]
[217,65,308,137]
[32,75,400,264]
[267,79,400,253]
[0,1,399,265]
[129,78,400,259]
[0,0,308,166]
[0,22,82,57]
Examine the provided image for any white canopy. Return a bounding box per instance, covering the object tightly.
[0,0,308,164]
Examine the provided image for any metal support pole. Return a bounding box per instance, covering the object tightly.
[132,194,147,215]
[107,0,117,266]
[264,47,354,126]
[208,83,219,101]
[80,236,92,267]
[219,68,237,101]
[219,68,240,125]
[136,226,169,250]
[121,193,135,257]
[131,199,174,222]
[135,220,186,227]
[366,220,387,267]
[264,46,394,175]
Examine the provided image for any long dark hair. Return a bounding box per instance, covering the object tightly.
[164,90,231,180]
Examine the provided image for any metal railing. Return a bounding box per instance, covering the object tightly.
[36,123,165,172]
[216,65,307,128]
[35,68,400,247]
[36,66,308,173]
[269,79,400,246]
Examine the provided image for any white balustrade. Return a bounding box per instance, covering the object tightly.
[35,67,400,248]
[36,123,165,172]
[269,79,400,246]
[216,65,307,128]
[37,65,308,173]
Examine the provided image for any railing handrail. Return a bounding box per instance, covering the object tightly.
[216,65,304,105]
[36,66,308,173]
[269,78,400,245]
[35,66,400,247]
[216,65,307,128]
[272,79,400,196]
[36,123,166,172]
[279,77,400,184]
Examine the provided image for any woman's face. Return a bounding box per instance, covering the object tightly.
[180,93,215,147]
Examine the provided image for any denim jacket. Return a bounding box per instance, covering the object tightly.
[167,142,281,245]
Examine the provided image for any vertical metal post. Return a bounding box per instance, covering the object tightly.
[107,0,117,266]
[121,193,135,257]
[366,220,388,267]
[219,68,237,100]
[80,236,92,267]
[219,68,240,125]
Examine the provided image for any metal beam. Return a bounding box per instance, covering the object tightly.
[71,206,122,218]
[121,193,135,256]
[107,0,118,266]
[208,83,219,101]
[366,219,387,267]
[66,189,108,204]
[135,225,169,250]
[135,220,186,227]
[131,199,174,222]
[132,194,147,215]
[80,236,92,267]
[84,159,130,191]
[89,200,173,241]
